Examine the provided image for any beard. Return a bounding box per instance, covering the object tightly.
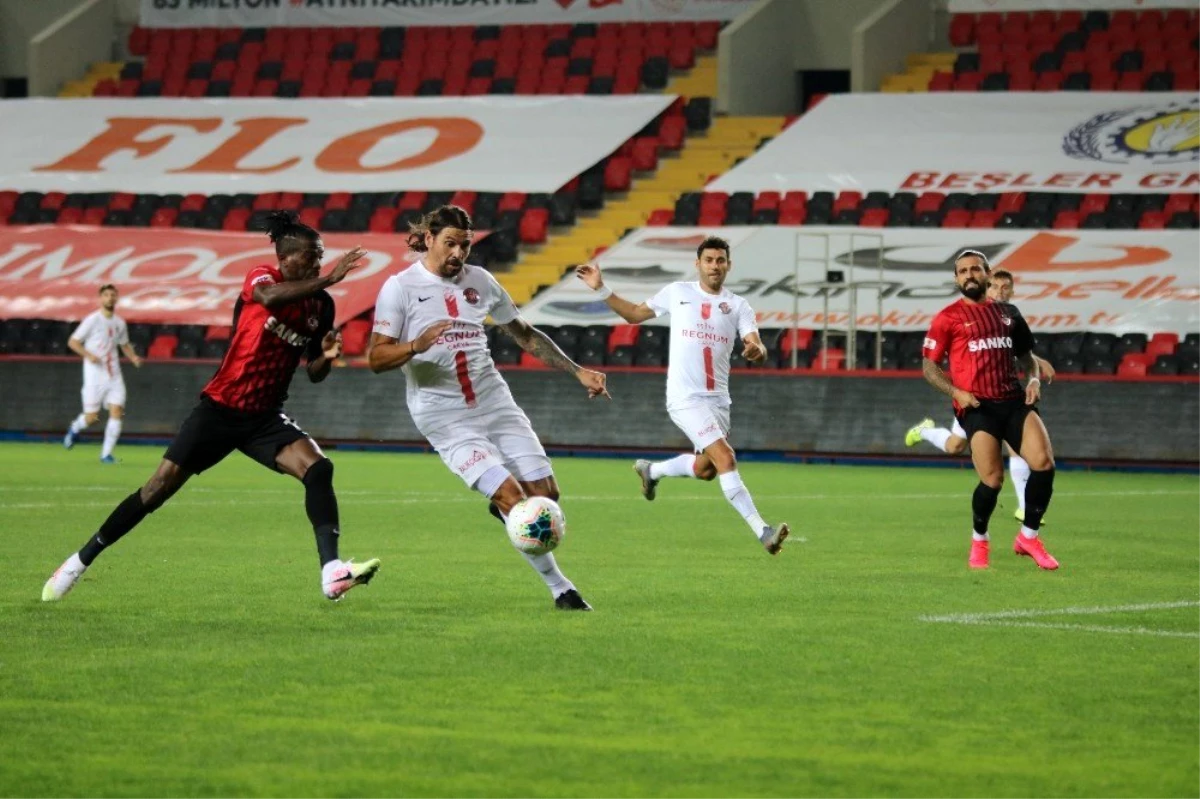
[958,280,986,300]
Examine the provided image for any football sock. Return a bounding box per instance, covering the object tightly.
[1009,455,1031,512]
[972,531,989,542]
[68,414,89,435]
[649,453,697,480]
[718,471,768,535]
[920,426,954,453]
[522,552,573,598]
[78,490,150,566]
[101,418,122,459]
[1021,468,1055,535]
[971,482,1000,535]
[303,458,340,566]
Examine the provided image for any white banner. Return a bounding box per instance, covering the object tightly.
[708,93,1200,195]
[518,227,1200,337]
[949,1,1195,12]
[0,96,674,194]
[140,0,755,28]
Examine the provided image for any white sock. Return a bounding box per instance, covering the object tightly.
[69,414,89,435]
[717,470,768,536]
[1009,455,1031,512]
[101,418,122,458]
[972,531,989,542]
[1020,525,1039,539]
[920,426,954,453]
[522,552,573,598]
[649,453,696,480]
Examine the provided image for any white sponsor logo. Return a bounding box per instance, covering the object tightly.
[968,336,1013,353]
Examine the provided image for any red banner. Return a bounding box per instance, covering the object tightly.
[0,225,486,327]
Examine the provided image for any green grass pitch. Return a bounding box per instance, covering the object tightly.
[1,442,1197,797]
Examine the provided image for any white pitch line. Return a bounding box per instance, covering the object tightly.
[920,600,1200,623]
[929,620,1199,639]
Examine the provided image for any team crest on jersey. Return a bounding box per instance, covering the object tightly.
[463,287,481,306]
[700,302,712,320]
[307,315,319,331]
[1001,316,1012,326]
[719,302,732,315]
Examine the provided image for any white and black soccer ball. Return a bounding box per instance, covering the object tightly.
[505,496,565,556]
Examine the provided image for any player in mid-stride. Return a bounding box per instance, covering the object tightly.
[42,211,381,602]
[62,284,143,463]
[905,268,1056,524]
[921,250,1059,570]
[575,235,790,555]
[368,205,608,611]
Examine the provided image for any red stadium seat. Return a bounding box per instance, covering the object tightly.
[778,329,812,357]
[340,319,372,357]
[1053,211,1082,229]
[860,209,889,227]
[205,325,232,341]
[754,192,781,212]
[1148,333,1178,357]
[180,193,206,212]
[148,335,179,359]
[647,209,673,226]
[603,157,632,191]
[519,208,549,244]
[222,208,250,231]
[943,209,971,228]
[915,192,944,214]
[57,207,83,224]
[150,208,178,227]
[1139,211,1168,229]
[1117,354,1151,378]
[607,324,639,352]
[369,208,398,233]
[498,192,526,213]
[811,349,845,371]
[969,210,1000,228]
[41,192,67,211]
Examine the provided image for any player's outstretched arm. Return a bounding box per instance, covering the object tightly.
[574,263,655,324]
[253,247,366,308]
[500,318,610,399]
[922,357,978,408]
[367,322,453,374]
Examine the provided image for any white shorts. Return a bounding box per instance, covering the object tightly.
[424,404,552,494]
[668,400,731,453]
[82,378,126,413]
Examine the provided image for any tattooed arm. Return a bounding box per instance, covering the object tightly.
[923,357,979,408]
[499,318,610,399]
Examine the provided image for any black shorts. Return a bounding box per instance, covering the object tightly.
[956,397,1039,454]
[164,396,311,475]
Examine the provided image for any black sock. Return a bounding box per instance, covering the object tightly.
[79,490,148,566]
[1023,469,1055,531]
[972,482,1001,534]
[303,459,339,566]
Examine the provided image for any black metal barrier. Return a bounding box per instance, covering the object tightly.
[2,359,1197,463]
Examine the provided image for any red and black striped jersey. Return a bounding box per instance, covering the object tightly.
[922,298,1034,412]
[203,264,333,413]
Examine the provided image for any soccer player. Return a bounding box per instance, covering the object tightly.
[367,205,608,611]
[575,235,790,555]
[905,268,1056,524]
[920,250,1058,571]
[62,284,143,463]
[42,211,381,602]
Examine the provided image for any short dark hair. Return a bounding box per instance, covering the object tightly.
[407,205,473,253]
[263,210,320,259]
[991,269,1013,282]
[696,235,730,260]
[98,284,117,294]
[954,249,991,273]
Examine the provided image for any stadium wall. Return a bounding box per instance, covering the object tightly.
[0,0,92,81]
[2,360,1196,464]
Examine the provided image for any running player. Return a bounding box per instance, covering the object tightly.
[42,211,380,602]
[920,250,1058,570]
[368,205,607,611]
[905,268,1056,523]
[575,235,790,554]
[62,284,143,463]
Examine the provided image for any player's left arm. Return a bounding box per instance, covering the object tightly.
[119,342,143,368]
[499,318,610,399]
[1033,354,1055,385]
[737,302,766,363]
[1010,308,1041,404]
[305,298,339,383]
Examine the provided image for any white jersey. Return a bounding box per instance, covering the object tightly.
[372,262,521,431]
[646,281,758,408]
[70,310,129,384]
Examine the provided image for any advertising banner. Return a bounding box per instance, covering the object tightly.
[0,225,486,326]
[949,1,1195,12]
[708,93,1199,195]
[140,0,756,28]
[0,96,675,195]
[517,226,1200,336]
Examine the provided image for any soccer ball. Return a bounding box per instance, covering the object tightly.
[505,496,565,555]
